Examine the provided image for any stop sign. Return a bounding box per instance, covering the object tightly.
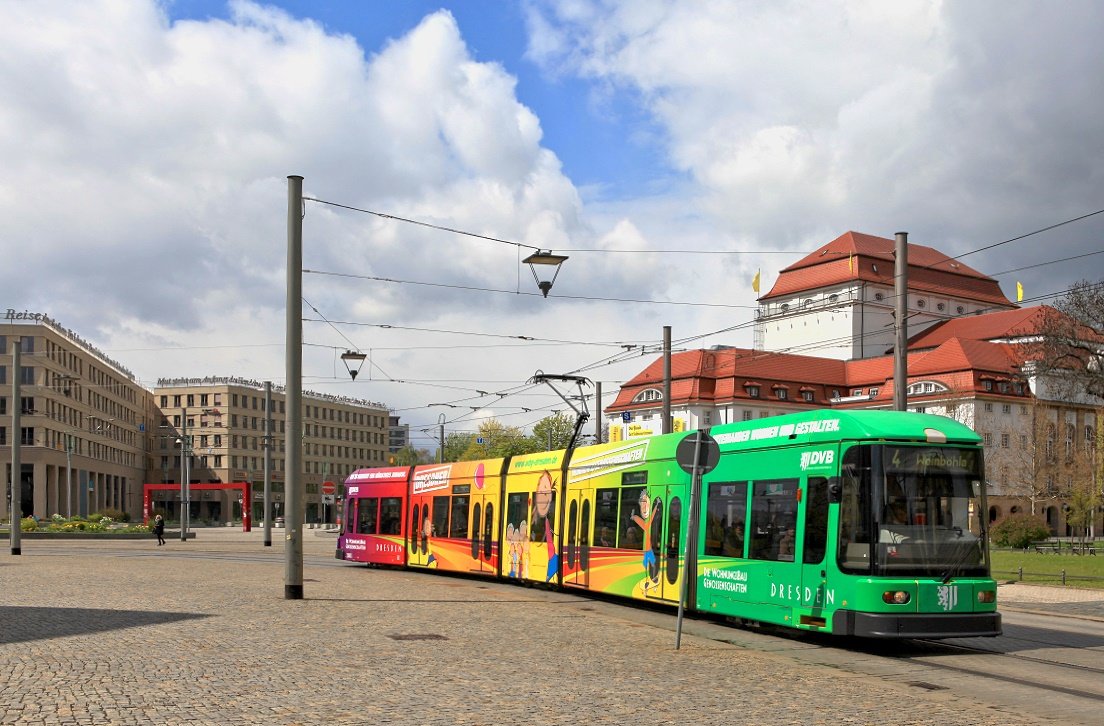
[321,481,336,495]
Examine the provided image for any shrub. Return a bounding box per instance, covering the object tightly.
[20,517,38,532]
[97,508,130,523]
[990,513,1051,549]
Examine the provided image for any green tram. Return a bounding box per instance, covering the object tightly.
[338,409,1000,638]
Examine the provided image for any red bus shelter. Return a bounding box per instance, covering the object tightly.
[143,482,252,532]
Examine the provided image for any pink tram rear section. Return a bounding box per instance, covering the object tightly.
[338,460,506,574]
[337,466,410,565]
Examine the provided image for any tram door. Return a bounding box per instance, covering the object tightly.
[564,487,593,588]
[799,476,832,611]
[408,499,432,567]
[469,492,496,574]
[645,486,685,603]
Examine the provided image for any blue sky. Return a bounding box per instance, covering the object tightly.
[3,1,1103,448]
[166,0,670,199]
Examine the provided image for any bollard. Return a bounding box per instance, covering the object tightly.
[1018,566,1023,582]
[1062,569,1066,586]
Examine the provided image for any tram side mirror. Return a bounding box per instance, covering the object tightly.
[827,477,842,504]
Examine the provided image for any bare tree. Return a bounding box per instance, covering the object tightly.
[1025,280,1104,402]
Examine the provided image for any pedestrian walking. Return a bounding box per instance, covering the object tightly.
[153,514,166,546]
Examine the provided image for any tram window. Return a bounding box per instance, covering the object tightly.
[345,501,356,535]
[472,503,482,559]
[450,495,469,538]
[666,497,681,585]
[594,488,619,547]
[803,478,828,565]
[580,499,591,569]
[647,496,663,582]
[748,479,799,561]
[357,497,378,535]
[837,446,872,572]
[380,497,402,535]
[529,472,556,544]
[409,503,420,554]
[506,493,528,545]
[431,497,449,540]
[421,504,429,553]
[620,487,646,551]
[483,503,494,559]
[705,482,748,557]
[567,500,578,568]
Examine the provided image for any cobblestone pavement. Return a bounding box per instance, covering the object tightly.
[0,529,1091,726]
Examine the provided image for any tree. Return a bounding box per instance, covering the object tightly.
[441,431,475,463]
[458,419,537,460]
[530,412,577,451]
[1026,280,1104,402]
[390,446,431,466]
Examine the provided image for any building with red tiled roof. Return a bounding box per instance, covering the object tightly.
[607,231,1100,538]
[754,231,1016,360]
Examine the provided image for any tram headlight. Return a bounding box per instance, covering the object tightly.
[977,590,996,604]
[882,590,911,605]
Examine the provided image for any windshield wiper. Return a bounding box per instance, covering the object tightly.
[939,528,975,584]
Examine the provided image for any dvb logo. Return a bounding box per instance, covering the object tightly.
[799,450,834,470]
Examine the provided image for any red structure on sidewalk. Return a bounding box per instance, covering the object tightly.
[142,482,252,532]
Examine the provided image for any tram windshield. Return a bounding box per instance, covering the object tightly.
[837,444,989,578]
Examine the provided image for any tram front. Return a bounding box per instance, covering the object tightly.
[833,441,1002,638]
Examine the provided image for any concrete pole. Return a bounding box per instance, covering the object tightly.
[65,440,72,519]
[263,381,272,547]
[285,175,305,600]
[594,381,602,444]
[893,232,909,412]
[662,325,672,434]
[10,340,22,555]
[180,408,189,541]
[438,414,446,463]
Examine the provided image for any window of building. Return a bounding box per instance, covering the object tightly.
[173,395,181,407]
[983,380,993,391]
[983,432,992,447]
[776,388,788,400]
[747,386,760,398]
[20,397,33,414]
[20,367,33,384]
[851,389,863,396]
[631,389,662,404]
[801,391,814,402]
[936,302,945,311]
[742,410,753,421]
[160,395,168,407]
[869,387,879,398]
[1001,433,1009,448]
[201,394,209,406]
[21,427,34,445]
[956,305,965,314]
[874,292,884,301]
[916,299,925,308]
[984,403,993,412]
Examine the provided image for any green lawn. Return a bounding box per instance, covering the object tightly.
[991,547,1104,589]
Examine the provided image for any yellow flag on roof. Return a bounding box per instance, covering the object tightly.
[752,269,761,294]
[848,252,854,274]
[1016,281,1024,302]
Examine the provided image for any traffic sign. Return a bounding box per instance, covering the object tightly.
[675,430,720,475]
[322,494,335,505]
[621,411,632,422]
[321,481,336,496]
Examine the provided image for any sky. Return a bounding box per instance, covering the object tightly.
[3,0,1103,453]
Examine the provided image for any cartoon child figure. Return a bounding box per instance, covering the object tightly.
[533,471,558,582]
[423,516,437,567]
[506,524,519,578]
[517,520,529,579]
[630,490,659,594]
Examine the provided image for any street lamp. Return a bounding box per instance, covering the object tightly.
[340,350,367,380]
[176,407,191,542]
[522,250,569,298]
